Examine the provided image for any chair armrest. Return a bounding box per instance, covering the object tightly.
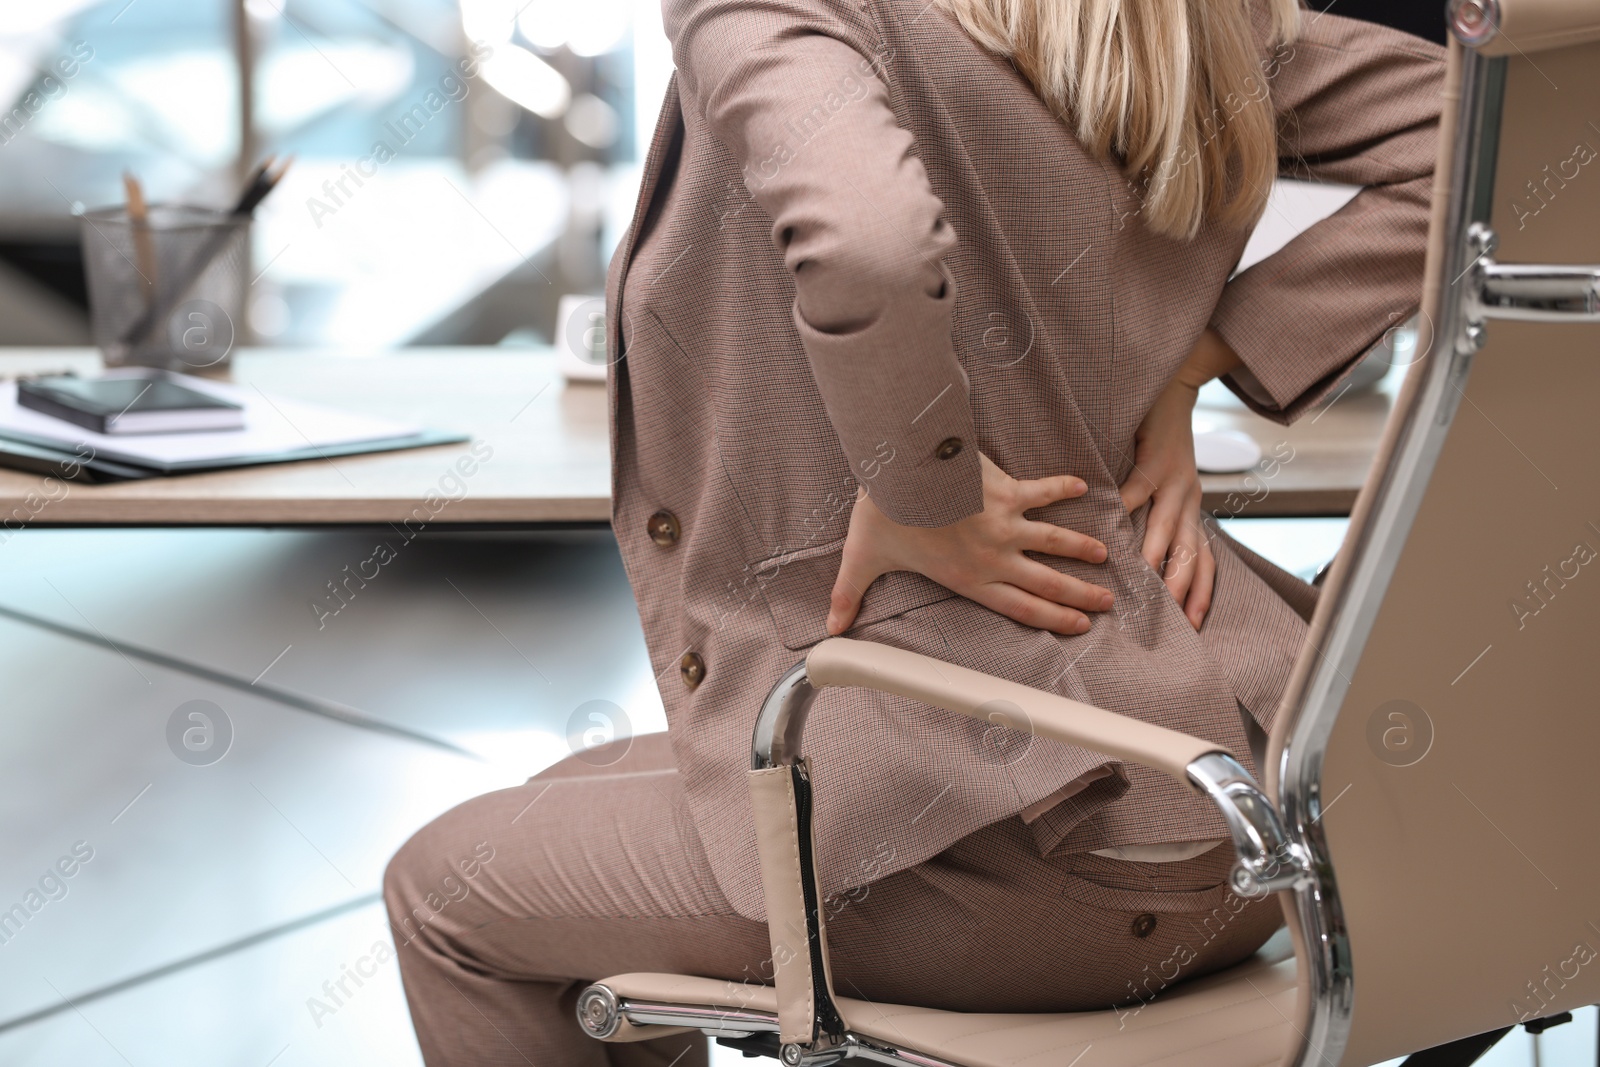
[806,637,1223,779]
[746,637,1312,1061]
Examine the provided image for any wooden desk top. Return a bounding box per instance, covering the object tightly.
[0,348,1397,525]
[0,348,605,526]
[1194,366,1401,518]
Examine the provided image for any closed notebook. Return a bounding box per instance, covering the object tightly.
[17,372,245,435]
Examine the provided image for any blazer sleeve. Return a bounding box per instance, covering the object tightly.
[663,0,985,527]
[1209,10,1447,424]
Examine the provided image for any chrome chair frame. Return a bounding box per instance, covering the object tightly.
[737,663,1312,1063]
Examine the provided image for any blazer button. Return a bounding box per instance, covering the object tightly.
[679,651,706,689]
[1131,913,1158,938]
[934,437,964,460]
[647,510,681,546]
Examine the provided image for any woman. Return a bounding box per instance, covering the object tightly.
[385,0,1444,1061]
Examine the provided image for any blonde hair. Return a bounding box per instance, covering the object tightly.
[934,0,1301,238]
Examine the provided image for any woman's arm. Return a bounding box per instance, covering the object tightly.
[664,0,984,528]
[1212,8,1446,422]
[1123,10,1444,625]
[669,0,1124,635]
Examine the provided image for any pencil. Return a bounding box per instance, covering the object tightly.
[119,156,293,349]
[122,171,157,299]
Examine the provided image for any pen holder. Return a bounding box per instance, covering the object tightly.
[81,204,250,372]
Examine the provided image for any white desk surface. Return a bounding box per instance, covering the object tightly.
[0,347,1398,525]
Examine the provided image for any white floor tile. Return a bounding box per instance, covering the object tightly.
[0,529,666,762]
[0,614,525,1025]
[0,901,423,1067]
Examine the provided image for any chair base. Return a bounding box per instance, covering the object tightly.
[579,931,1302,1067]
[713,1032,784,1059]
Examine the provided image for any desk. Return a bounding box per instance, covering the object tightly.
[1193,366,1401,517]
[0,347,1398,525]
[0,347,605,526]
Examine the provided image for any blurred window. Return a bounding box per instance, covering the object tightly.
[0,0,675,348]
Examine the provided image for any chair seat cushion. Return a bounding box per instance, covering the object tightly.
[597,932,1299,1067]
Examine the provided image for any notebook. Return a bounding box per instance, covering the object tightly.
[17,370,245,435]
[0,370,465,476]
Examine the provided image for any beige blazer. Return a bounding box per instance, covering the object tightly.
[603,0,1445,921]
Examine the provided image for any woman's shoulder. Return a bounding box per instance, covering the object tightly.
[661,0,882,53]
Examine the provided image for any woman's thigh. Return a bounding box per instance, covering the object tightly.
[824,816,1282,1013]
[384,731,770,986]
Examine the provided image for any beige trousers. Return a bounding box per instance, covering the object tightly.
[384,733,1281,1066]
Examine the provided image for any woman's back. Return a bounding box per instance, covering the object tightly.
[385,1,1446,1059]
[607,0,1444,918]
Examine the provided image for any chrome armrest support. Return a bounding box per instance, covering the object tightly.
[1186,752,1313,897]
[749,660,845,1061]
[751,659,819,770]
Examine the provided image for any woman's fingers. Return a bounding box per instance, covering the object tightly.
[1007,558,1114,614]
[1119,467,1157,514]
[1185,527,1216,630]
[826,555,877,635]
[1141,483,1183,574]
[826,454,1121,639]
[1015,473,1089,510]
[1163,509,1200,608]
[966,580,1095,636]
[826,510,889,635]
[1017,518,1107,563]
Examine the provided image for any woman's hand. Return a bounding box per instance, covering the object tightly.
[827,452,1114,638]
[1119,377,1213,629]
[1119,327,1242,630]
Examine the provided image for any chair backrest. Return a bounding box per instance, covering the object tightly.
[1265,4,1600,1064]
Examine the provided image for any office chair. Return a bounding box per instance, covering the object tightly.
[576,1,1600,1062]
